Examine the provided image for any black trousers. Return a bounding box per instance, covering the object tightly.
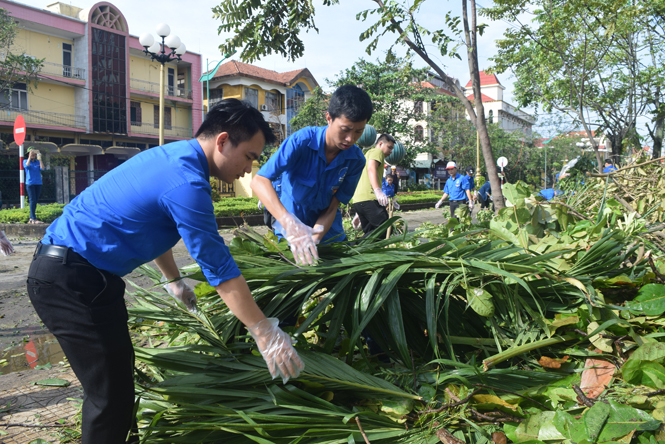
[27,247,135,444]
[449,200,465,220]
[353,200,389,237]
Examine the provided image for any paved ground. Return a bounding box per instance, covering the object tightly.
[0,208,444,443]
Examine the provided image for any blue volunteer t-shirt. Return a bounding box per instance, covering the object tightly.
[258,126,365,243]
[478,181,492,200]
[603,165,617,173]
[464,174,475,191]
[381,178,395,198]
[23,159,42,185]
[43,139,241,287]
[443,173,469,201]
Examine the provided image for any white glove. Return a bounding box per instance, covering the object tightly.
[0,231,14,256]
[468,201,475,211]
[435,200,443,209]
[247,317,304,383]
[352,214,362,231]
[37,152,42,161]
[392,198,400,210]
[274,213,322,266]
[374,188,389,206]
[258,200,263,210]
[162,276,197,313]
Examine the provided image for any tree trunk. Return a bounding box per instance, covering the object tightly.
[463,0,505,211]
[652,116,663,160]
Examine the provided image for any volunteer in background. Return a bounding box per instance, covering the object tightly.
[435,161,473,220]
[24,147,44,224]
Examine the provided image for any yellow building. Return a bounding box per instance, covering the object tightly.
[0,1,201,202]
[203,61,318,143]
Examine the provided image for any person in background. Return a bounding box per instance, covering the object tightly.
[252,85,373,264]
[435,162,473,220]
[603,159,617,173]
[24,147,44,224]
[350,134,395,236]
[464,166,476,203]
[477,177,493,210]
[382,174,396,199]
[27,99,303,444]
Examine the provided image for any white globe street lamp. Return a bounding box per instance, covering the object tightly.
[140,23,186,146]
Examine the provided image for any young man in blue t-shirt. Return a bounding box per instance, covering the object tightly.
[603,159,617,173]
[27,100,304,444]
[252,85,373,264]
[435,161,473,219]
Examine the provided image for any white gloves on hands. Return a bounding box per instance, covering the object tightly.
[392,198,400,210]
[435,200,443,209]
[468,201,475,211]
[162,276,198,313]
[0,231,14,256]
[374,188,389,206]
[274,213,322,266]
[248,317,304,384]
[352,214,362,231]
[258,200,263,211]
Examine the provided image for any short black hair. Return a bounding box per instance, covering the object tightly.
[385,174,394,181]
[328,85,373,123]
[377,133,395,145]
[604,159,613,165]
[195,98,276,146]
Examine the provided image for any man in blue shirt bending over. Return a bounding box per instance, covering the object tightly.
[435,161,474,220]
[252,85,373,265]
[27,100,304,444]
[603,159,617,173]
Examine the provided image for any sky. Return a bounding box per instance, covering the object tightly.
[15,0,652,145]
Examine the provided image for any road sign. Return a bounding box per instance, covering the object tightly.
[497,156,508,168]
[14,115,26,145]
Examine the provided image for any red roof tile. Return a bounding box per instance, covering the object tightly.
[421,81,456,96]
[466,93,496,103]
[208,61,319,88]
[465,71,502,88]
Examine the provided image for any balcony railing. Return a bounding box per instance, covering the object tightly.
[130,122,192,138]
[129,78,193,100]
[0,107,86,128]
[41,61,86,80]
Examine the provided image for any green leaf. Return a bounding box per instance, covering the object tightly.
[33,378,70,387]
[597,401,661,442]
[628,284,665,316]
[622,360,665,389]
[514,411,542,442]
[466,286,495,317]
[553,410,588,442]
[584,400,610,442]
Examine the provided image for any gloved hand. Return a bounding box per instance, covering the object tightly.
[274,213,321,266]
[0,231,14,256]
[37,152,42,161]
[247,317,304,383]
[392,198,400,210]
[435,199,444,209]
[161,276,197,313]
[352,214,362,231]
[374,188,389,206]
[258,200,263,211]
[468,201,475,212]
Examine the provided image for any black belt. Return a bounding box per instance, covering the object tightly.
[35,242,89,265]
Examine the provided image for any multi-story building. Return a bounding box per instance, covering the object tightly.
[0,0,201,203]
[203,60,318,141]
[464,71,535,139]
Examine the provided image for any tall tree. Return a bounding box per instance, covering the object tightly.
[213,0,507,210]
[0,8,42,110]
[487,0,659,167]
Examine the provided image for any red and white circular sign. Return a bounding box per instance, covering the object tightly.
[13,115,26,146]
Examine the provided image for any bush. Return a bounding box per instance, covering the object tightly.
[213,197,262,217]
[0,203,65,224]
[397,192,441,205]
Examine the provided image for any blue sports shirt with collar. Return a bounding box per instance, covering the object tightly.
[42,139,241,286]
[23,159,42,185]
[443,173,470,201]
[258,126,365,243]
[463,174,475,191]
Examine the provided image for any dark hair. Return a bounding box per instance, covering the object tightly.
[328,85,373,122]
[385,174,394,181]
[604,159,612,165]
[377,133,395,144]
[195,98,276,146]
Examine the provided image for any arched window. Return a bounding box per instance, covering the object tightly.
[488,110,494,124]
[415,125,424,141]
[90,5,127,32]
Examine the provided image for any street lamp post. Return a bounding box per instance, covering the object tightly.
[139,24,187,146]
[199,53,235,121]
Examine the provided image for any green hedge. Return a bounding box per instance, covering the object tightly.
[0,203,66,224]
[397,192,441,205]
